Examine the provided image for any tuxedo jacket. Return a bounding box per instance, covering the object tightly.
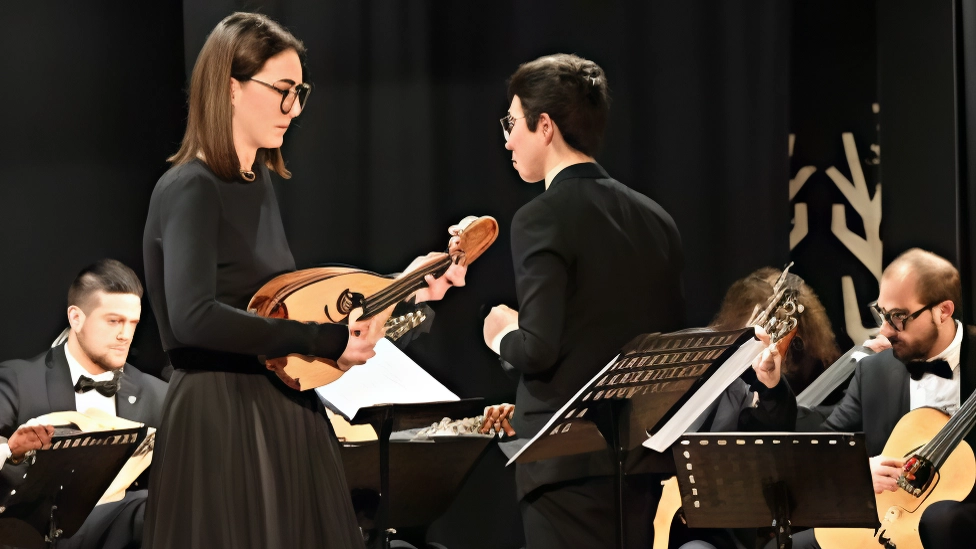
[803,325,976,457]
[499,163,685,498]
[0,344,168,497]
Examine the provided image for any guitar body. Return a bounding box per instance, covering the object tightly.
[248,268,402,390]
[815,407,976,549]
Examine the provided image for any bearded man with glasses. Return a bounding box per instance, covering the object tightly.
[784,248,976,549]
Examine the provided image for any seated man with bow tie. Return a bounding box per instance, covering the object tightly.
[786,248,976,549]
[0,258,167,549]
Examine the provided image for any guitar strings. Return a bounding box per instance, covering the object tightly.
[922,391,976,468]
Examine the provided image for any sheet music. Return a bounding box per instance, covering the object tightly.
[31,409,152,505]
[315,338,459,421]
[643,337,765,452]
[505,353,620,466]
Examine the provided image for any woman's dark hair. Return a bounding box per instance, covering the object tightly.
[169,12,306,181]
[67,259,144,313]
[508,53,611,156]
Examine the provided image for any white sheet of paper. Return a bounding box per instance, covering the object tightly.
[643,337,764,452]
[505,353,620,466]
[315,338,459,420]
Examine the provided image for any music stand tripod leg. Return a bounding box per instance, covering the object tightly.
[602,401,625,549]
[46,504,61,549]
[370,413,396,549]
[765,481,792,549]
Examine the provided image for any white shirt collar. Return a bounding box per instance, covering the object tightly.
[64,344,117,385]
[929,320,963,370]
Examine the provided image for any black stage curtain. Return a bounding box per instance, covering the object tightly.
[959,0,976,325]
[0,1,186,371]
[1,3,790,548]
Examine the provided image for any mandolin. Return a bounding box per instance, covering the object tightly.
[815,396,976,549]
[247,216,498,390]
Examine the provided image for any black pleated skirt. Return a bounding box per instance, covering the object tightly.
[143,368,364,549]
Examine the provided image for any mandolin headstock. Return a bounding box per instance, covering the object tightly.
[749,262,804,349]
[449,216,499,267]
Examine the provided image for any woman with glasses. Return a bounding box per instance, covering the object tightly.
[142,12,459,548]
[482,53,685,549]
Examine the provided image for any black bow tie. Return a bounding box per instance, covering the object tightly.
[905,359,953,381]
[74,371,122,397]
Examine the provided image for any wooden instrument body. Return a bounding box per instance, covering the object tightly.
[247,215,500,391]
[248,268,406,390]
[815,407,976,549]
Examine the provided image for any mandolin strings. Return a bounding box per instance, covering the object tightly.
[361,257,453,319]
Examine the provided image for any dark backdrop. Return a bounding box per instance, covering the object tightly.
[1,2,792,548]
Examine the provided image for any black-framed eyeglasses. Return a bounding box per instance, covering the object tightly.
[868,300,941,332]
[238,76,312,115]
[500,114,526,142]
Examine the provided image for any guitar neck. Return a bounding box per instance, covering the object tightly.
[920,381,976,469]
[359,256,452,320]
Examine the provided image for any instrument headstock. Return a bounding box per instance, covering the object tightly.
[449,216,499,267]
[748,262,804,349]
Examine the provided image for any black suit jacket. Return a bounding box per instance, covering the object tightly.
[801,325,976,457]
[0,344,168,498]
[499,163,685,498]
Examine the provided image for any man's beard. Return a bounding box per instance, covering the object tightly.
[77,336,126,372]
[889,320,940,363]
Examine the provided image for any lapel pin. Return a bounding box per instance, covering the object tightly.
[128,396,137,404]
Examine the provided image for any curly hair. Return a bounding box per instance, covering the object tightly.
[711,267,841,392]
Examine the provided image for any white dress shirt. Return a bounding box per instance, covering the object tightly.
[65,345,118,418]
[909,320,963,415]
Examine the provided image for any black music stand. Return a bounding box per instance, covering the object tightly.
[671,432,878,549]
[346,398,488,549]
[508,328,757,549]
[0,426,147,548]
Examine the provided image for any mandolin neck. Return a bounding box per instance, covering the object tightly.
[359,256,453,320]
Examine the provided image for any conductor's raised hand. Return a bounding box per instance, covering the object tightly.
[337,308,382,371]
[8,422,55,460]
[483,305,519,353]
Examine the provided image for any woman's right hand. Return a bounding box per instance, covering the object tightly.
[336,309,382,371]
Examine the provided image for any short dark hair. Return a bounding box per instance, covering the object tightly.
[169,12,307,181]
[67,259,144,312]
[508,53,611,156]
[886,248,962,315]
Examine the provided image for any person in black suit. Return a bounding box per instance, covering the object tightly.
[784,248,976,549]
[0,259,167,549]
[481,53,685,549]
